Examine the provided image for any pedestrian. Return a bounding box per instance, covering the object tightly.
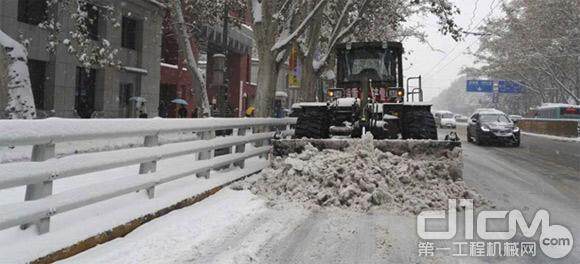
[178,105,188,118]
[245,106,256,117]
[192,107,198,118]
[76,96,93,119]
[158,100,168,118]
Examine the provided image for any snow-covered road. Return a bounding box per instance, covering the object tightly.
[61,188,426,264]
[58,128,580,264]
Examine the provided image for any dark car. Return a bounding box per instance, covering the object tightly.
[467,111,520,146]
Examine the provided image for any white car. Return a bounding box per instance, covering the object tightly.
[454,114,468,123]
[434,111,457,128]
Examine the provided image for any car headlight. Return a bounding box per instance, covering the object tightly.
[513,127,520,132]
[481,126,490,132]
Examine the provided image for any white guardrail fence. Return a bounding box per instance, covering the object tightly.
[0,118,296,235]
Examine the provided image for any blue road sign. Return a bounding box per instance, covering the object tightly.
[466,80,494,93]
[498,80,523,93]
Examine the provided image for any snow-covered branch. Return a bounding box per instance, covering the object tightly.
[0,30,36,119]
[271,0,328,52]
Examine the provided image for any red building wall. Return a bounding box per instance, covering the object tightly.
[159,13,253,117]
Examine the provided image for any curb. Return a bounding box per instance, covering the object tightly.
[30,169,263,264]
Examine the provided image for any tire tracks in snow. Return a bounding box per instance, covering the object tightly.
[183,204,311,264]
[260,211,388,264]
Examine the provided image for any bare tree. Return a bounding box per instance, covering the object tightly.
[170,0,212,117]
[162,0,246,117]
[474,0,580,104]
[248,0,328,117]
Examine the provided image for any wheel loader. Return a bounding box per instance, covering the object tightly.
[271,42,463,205]
[292,42,438,140]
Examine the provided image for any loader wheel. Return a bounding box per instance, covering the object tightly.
[467,129,474,143]
[294,107,330,139]
[402,110,438,140]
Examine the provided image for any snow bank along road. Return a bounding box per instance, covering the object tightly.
[62,128,580,264]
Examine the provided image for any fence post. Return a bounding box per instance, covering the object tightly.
[139,134,159,199]
[197,130,215,179]
[21,143,55,234]
[258,125,270,158]
[234,127,247,168]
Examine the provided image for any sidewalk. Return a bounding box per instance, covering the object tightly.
[0,150,267,263]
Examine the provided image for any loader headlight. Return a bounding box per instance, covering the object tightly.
[513,127,520,132]
[397,89,404,97]
[481,126,490,132]
[328,90,334,97]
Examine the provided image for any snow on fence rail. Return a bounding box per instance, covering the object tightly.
[0,117,296,235]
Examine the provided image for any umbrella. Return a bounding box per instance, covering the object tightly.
[129,96,147,103]
[171,98,189,105]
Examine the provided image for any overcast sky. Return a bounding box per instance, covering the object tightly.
[403,0,505,101]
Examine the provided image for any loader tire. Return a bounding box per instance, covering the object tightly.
[402,110,438,140]
[294,107,330,139]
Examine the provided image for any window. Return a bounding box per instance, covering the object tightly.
[122,17,138,50]
[118,83,134,109]
[161,35,179,65]
[342,49,393,82]
[85,4,100,40]
[480,114,508,123]
[28,60,47,110]
[442,113,454,119]
[75,67,97,118]
[18,0,48,25]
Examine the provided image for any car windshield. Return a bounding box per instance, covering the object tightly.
[442,113,454,118]
[480,114,510,123]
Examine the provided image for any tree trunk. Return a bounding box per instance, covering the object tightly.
[299,53,319,101]
[251,0,279,118]
[0,45,7,116]
[255,52,278,117]
[298,2,323,102]
[575,55,580,104]
[0,30,36,119]
[171,1,211,117]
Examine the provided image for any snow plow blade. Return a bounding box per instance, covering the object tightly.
[272,139,463,177]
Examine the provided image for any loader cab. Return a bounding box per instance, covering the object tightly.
[331,42,405,103]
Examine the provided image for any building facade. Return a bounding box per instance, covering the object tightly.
[0,0,164,118]
[159,12,254,118]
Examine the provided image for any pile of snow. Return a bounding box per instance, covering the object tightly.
[244,135,487,213]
